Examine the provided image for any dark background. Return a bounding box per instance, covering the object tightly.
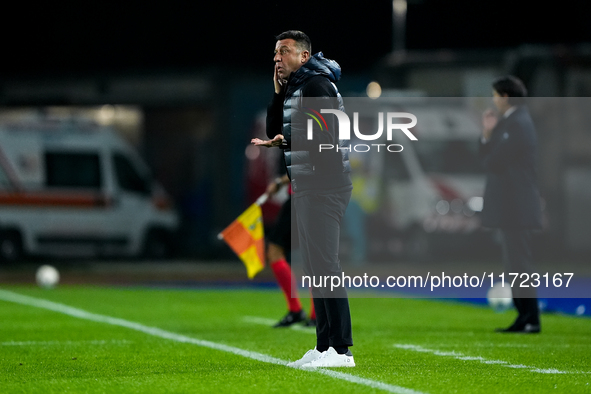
[2,1,588,78]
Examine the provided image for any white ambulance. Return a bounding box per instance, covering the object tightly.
[0,119,179,261]
[344,96,488,261]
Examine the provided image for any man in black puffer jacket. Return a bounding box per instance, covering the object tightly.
[252,30,354,368]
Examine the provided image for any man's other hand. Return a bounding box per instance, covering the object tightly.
[482,109,498,141]
[251,134,285,148]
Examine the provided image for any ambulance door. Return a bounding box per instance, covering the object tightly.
[39,150,113,256]
[108,151,154,256]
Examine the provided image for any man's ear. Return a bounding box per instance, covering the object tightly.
[301,51,310,63]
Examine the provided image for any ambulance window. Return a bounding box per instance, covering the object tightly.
[45,152,101,189]
[415,140,483,175]
[113,153,151,195]
[0,165,10,189]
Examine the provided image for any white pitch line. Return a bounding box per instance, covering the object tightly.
[394,344,588,374]
[0,290,426,394]
[242,316,316,334]
[439,343,590,348]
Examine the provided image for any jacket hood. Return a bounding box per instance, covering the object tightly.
[289,52,341,87]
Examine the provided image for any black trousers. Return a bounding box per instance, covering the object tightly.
[293,190,353,348]
[500,228,540,325]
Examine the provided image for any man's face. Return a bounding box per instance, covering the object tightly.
[274,39,308,80]
[492,89,510,113]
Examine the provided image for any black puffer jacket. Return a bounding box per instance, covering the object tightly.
[266,52,351,194]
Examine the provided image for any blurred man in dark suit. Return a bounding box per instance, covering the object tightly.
[480,76,543,333]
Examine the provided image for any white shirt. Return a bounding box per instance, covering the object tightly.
[503,106,517,119]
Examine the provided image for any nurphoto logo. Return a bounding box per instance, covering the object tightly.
[305,109,418,152]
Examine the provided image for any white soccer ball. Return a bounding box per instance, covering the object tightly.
[36,265,60,289]
[486,281,513,312]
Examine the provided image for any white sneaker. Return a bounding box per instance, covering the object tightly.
[301,347,355,368]
[286,348,324,368]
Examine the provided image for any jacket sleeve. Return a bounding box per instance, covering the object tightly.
[266,92,285,139]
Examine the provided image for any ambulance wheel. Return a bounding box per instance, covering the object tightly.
[142,229,171,259]
[0,231,23,262]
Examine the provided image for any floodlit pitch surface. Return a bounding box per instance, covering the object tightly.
[1,286,590,393]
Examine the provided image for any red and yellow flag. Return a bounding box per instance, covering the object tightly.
[219,202,265,279]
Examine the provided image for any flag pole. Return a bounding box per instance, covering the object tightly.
[254,193,269,206]
[217,193,268,240]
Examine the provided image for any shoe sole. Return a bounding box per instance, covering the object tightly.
[301,358,356,368]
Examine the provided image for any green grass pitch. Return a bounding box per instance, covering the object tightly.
[1,285,590,393]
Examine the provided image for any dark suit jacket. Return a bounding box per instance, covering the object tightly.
[479,106,543,229]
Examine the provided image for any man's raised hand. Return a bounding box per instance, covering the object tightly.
[274,64,286,94]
